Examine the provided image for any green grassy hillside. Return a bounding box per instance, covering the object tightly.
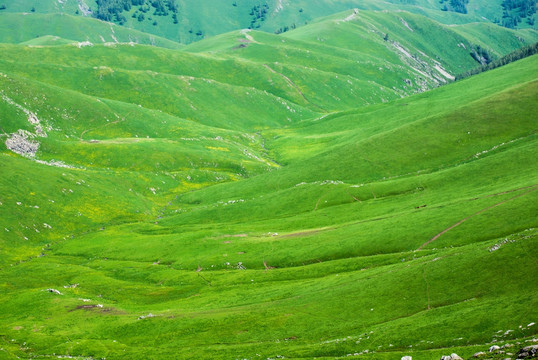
[1,3,537,360]
[0,18,537,359]
[0,10,534,123]
[0,0,535,44]
[0,13,182,48]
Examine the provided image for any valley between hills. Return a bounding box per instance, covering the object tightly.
[0,1,537,359]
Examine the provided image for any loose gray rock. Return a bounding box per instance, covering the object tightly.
[518,345,538,358]
[138,313,155,320]
[401,356,412,360]
[473,352,486,358]
[5,130,39,157]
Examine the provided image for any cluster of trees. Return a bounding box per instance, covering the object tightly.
[438,0,535,28]
[456,42,538,80]
[94,0,179,25]
[188,29,204,37]
[274,23,296,34]
[94,0,131,22]
[439,0,469,14]
[498,0,536,28]
[248,3,269,29]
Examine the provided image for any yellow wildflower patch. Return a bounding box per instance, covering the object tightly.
[205,146,230,152]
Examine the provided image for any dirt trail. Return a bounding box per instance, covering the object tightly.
[417,185,538,251]
[239,29,259,44]
[281,229,321,238]
[338,9,358,22]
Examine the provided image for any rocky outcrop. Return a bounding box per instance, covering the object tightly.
[441,354,463,360]
[518,345,538,359]
[2,92,49,157]
[5,130,39,157]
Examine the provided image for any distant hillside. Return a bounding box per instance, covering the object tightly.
[185,10,538,96]
[0,0,535,44]
[0,12,182,48]
[19,35,77,46]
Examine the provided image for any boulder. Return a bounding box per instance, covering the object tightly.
[450,354,463,360]
[473,352,486,358]
[517,345,538,358]
[490,345,501,352]
[401,356,412,360]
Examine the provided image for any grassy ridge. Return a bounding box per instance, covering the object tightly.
[0,10,535,127]
[0,13,182,48]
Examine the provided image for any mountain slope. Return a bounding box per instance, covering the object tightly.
[0,10,534,126]
[0,0,535,44]
[0,39,536,358]
[0,4,537,360]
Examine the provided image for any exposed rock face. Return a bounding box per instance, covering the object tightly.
[5,130,39,157]
[440,354,463,360]
[2,92,48,157]
[518,345,538,359]
[450,354,463,360]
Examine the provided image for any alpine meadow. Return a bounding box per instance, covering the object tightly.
[0,0,537,359]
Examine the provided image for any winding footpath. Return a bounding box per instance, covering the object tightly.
[417,184,538,251]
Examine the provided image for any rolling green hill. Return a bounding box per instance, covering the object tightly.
[0,0,538,360]
[0,4,537,360]
[0,12,182,48]
[1,48,536,358]
[0,0,535,44]
[0,10,535,119]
